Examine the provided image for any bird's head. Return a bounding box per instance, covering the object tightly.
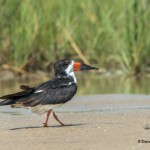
[54,59,98,82]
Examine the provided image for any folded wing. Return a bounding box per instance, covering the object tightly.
[0,78,77,107]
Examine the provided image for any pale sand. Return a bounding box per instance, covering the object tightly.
[0,94,150,150]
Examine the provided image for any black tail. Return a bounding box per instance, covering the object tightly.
[0,85,35,106]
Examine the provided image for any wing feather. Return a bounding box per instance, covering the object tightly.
[21,83,77,107]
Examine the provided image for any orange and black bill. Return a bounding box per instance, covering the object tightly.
[74,62,99,71]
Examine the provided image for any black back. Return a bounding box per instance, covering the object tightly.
[17,77,77,106]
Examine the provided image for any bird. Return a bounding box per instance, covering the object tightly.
[0,59,98,127]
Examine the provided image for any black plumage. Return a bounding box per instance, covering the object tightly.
[0,75,77,107]
[0,59,77,107]
[23,77,76,106]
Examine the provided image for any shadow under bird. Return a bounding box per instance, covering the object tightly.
[0,59,98,127]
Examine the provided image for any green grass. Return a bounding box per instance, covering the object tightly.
[0,0,150,75]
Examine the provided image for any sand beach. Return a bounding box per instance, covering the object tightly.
[0,94,150,150]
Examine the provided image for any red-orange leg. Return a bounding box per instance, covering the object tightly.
[43,110,52,127]
[53,111,64,126]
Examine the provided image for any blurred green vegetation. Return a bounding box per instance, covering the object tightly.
[0,0,150,75]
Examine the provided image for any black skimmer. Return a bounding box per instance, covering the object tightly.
[0,59,98,127]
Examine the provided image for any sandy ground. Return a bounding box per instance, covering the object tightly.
[0,95,150,150]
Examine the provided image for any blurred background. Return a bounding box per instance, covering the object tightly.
[0,0,150,95]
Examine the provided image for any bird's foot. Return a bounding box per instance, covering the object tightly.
[60,122,65,126]
[43,123,48,127]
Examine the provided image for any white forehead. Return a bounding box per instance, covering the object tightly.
[70,60,74,66]
[65,60,77,83]
[65,60,74,73]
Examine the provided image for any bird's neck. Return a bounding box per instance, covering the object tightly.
[55,71,77,83]
[67,72,77,83]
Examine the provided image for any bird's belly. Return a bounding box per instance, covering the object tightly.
[30,104,63,115]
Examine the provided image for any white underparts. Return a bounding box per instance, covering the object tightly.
[65,60,77,83]
[11,103,63,115]
[31,104,63,115]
